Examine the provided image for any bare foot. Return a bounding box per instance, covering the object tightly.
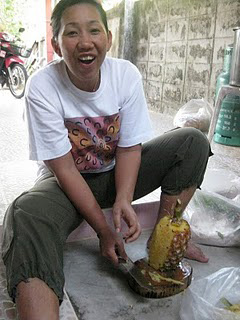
[185,241,209,263]
[147,237,209,263]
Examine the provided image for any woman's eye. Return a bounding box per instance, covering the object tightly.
[67,31,78,36]
[91,29,100,34]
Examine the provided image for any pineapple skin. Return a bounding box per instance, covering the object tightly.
[148,215,191,271]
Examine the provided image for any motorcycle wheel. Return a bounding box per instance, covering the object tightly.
[8,63,28,99]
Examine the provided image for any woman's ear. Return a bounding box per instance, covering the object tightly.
[51,38,62,57]
[106,30,112,52]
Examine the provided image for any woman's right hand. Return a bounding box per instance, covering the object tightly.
[45,152,128,266]
[98,226,128,266]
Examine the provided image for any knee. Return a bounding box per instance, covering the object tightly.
[3,192,29,228]
[191,128,211,155]
[12,192,34,221]
[180,127,210,154]
[14,191,29,206]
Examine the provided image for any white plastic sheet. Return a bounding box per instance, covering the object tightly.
[183,189,240,247]
[180,267,240,320]
[201,168,240,203]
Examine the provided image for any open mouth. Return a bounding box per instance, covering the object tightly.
[79,55,95,65]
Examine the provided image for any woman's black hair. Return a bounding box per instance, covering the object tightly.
[51,0,109,39]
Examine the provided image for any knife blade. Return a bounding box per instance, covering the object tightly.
[118,256,153,291]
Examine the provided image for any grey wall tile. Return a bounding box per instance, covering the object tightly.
[189,0,217,16]
[167,19,188,41]
[149,43,166,62]
[145,80,162,102]
[150,0,168,20]
[164,63,185,85]
[183,86,209,103]
[210,63,224,90]
[186,63,211,87]
[166,41,187,63]
[137,18,150,44]
[148,62,164,81]
[212,37,234,63]
[136,62,148,80]
[215,10,240,38]
[136,43,149,61]
[149,21,167,42]
[163,83,183,103]
[188,15,215,39]
[145,80,163,112]
[187,39,213,64]
[217,0,240,13]
[168,0,189,18]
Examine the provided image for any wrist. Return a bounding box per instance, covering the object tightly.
[115,193,133,203]
[97,224,112,238]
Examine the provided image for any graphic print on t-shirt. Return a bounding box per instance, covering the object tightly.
[65,113,120,172]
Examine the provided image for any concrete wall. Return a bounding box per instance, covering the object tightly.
[107,0,240,115]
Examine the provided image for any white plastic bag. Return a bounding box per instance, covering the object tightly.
[183,189,240,247]
[173,98,213,132]
[201,168,240,202]
[180,267,240,320]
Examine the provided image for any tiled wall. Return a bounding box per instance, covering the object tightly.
[107,0,240,115]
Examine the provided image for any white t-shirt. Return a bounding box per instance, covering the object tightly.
[24,57,153,180]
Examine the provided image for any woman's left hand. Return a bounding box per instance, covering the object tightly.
[112,199,141,243]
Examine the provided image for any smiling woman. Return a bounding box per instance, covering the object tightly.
[51,0,112,91]
[1,1,212,319]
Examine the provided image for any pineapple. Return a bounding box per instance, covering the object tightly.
[148,199,191,271]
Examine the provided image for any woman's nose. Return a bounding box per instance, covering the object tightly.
[77,32,94,50]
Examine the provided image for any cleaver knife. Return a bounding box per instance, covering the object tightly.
[118,256,153,291]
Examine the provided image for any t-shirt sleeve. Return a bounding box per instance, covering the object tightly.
[24,77,72,161]
[118,69,154,147]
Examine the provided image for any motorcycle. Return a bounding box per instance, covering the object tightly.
[0,30,31,99]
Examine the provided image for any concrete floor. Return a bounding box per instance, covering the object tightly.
[0,88,240,319]
[63,231,239,320]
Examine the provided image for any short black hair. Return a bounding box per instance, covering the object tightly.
[51,0,109,39]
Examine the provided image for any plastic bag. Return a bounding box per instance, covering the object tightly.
[201,168,240,202]
[183,189,240,247]
[173,98,213,132]
[180,267,240,320]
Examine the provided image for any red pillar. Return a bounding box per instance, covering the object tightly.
[46,0,54,62]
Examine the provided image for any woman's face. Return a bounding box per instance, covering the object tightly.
[52,3,112,91]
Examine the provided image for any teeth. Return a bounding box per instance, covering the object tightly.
[80,56,94,61]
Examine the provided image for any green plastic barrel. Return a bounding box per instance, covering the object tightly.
[214,46,240,147]
[214,95,240,146]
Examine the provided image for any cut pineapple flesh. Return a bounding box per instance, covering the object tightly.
[148,215,190,270]
[221,298,240,314]
[226,304,240,314]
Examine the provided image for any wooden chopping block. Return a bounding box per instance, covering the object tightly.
[127,258,192,299]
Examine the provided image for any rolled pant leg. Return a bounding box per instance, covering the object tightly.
[1,177,82,303]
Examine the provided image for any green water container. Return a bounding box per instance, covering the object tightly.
[214,95,240,146]
[215,46,233,98]
[214,46,240,147]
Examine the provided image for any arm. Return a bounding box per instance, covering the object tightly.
[113,144,142,243]
[111,65,153,244]
[44,152,127,265]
